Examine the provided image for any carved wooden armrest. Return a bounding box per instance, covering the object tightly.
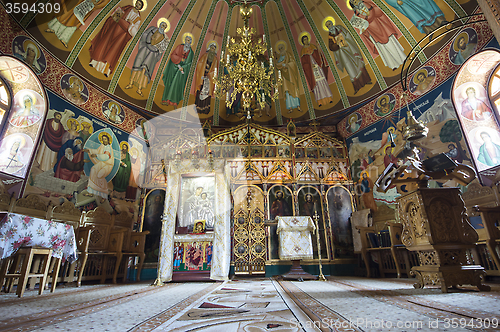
[76,226,93,253]
[474,205,500,213]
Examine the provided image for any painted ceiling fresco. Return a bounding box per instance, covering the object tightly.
[6,0,479,126]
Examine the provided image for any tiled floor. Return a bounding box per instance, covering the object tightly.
[0,277,499,331]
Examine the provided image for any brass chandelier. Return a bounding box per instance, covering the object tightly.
[215,3,282,116]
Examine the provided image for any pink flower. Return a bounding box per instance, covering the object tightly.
[65,224,71,230]
[23,216,32,224]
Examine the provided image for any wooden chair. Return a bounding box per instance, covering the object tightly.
[80,207,124,284]
[473,206,500,276]
[386,221,418,278]
[46,202,91,287]
[0,247,53,297]
[113,212,149,282]
[462,182,500,274]
[357,222,417,278]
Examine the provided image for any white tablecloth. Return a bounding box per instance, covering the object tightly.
[0,212,78,262]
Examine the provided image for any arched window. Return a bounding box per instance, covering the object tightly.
[0,75,12,130]
[0,55,47,179]
[488,63,500,115]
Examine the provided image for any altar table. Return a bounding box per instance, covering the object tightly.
[0,213,78,263]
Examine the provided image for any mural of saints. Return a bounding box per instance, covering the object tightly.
[112,141,132,195]
[45,0,111,48]
[83,128,120,199]
[450,29,477,65]
[53,137,85,182]
[410,67,435,96]
[460,86,493,122]
[126,18,170,97]
[374,94,395,116]
[347,0,406,70]
[13,37,45,74]
[162,32,195,107]
[61,75,88,105]
[383,0,447,37]
[299,32,333,106]
[36,111,66,172]
[194,41,219,114]
[0,134,33,177]
[89,0,145,77]
[324,18,371,95]
[78,117,93,145]
[9,90,42,128]
[275,40,301,113]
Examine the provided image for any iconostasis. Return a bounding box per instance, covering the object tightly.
[142,123,354,278]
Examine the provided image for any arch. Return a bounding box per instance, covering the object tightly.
[326,184,354,258]
[0,55,48,180]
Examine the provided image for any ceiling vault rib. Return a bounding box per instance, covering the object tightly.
[292,0,349,109]
[146,0,199,110]
[109,0,170,94]
[320,0,387,90]
[66,0,120,68]
[261,4,284,125]
[274,0,317,115]
[180,0,218,120]
[19,0,48,28]
[214,2,235,126]
[443,0,467,23]
[371,0,427,64]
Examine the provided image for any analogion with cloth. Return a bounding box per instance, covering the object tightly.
[276,216,315,260]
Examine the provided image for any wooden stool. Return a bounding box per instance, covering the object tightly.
[0,247,53,297]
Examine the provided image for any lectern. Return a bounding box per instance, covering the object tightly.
[397,188,490,292]
[276,216,316,280]
[377,154,490,292]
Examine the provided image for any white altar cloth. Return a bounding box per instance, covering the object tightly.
[276,216,315,260]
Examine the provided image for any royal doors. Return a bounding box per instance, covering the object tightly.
[233,185,266,275]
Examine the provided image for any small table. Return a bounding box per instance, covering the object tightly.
[0,212,78,263]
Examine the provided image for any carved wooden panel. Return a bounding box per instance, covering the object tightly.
[232,186,265,275]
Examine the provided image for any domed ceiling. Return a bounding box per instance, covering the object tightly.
[13,0,479,126]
